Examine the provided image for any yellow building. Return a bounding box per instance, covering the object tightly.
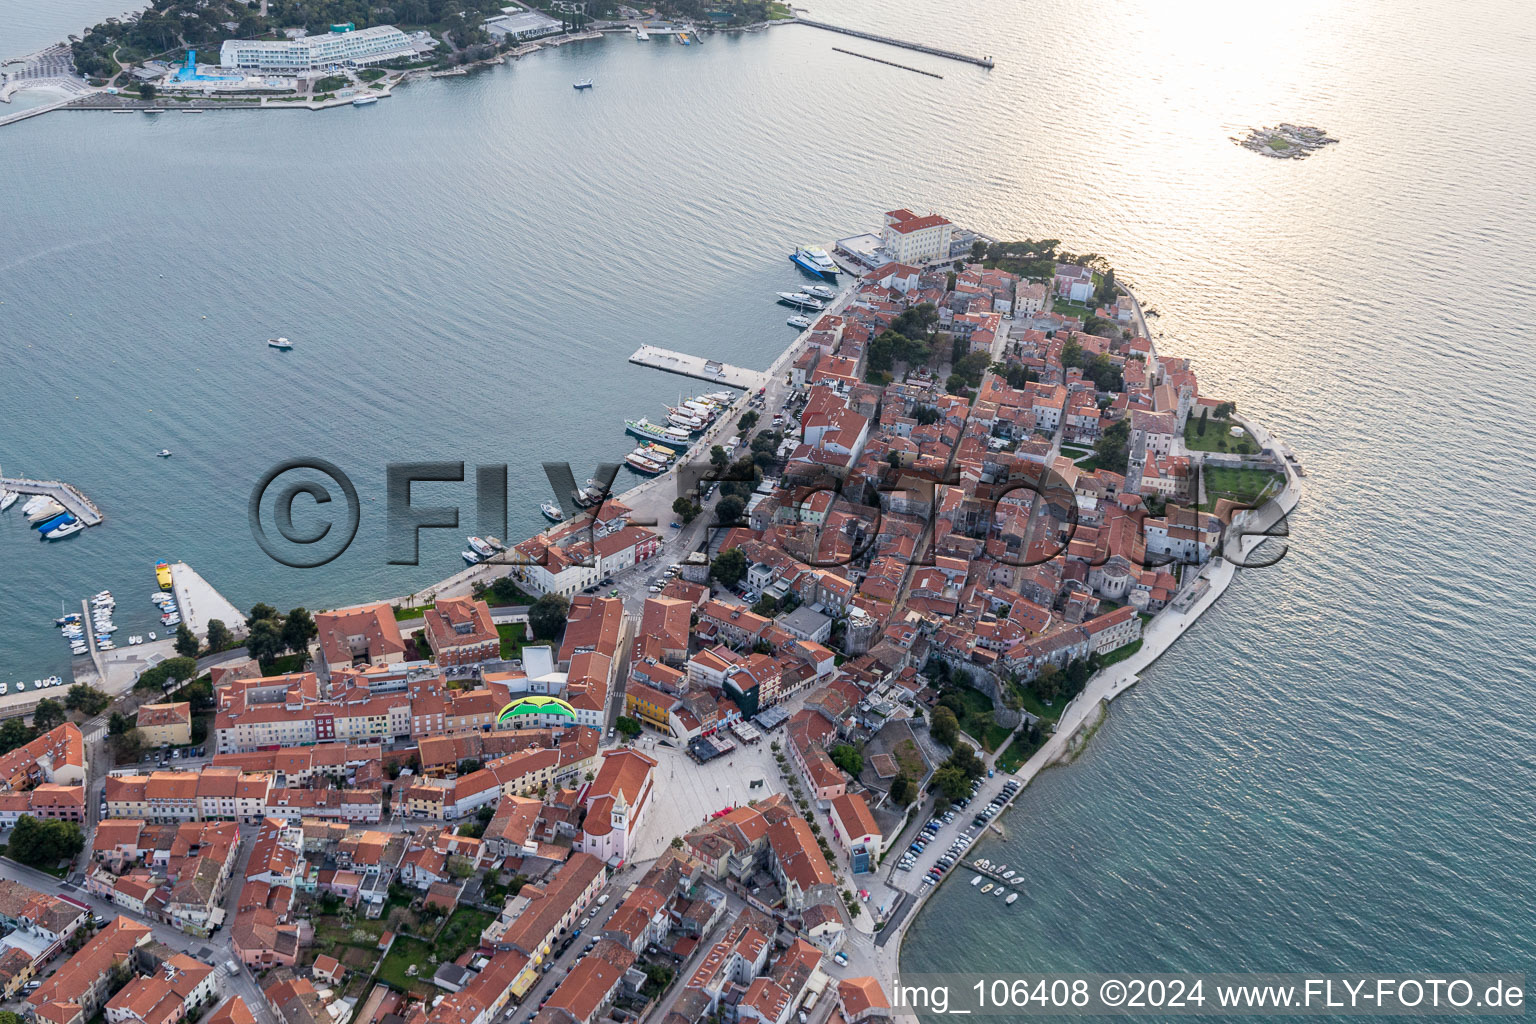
[136,702,193,747]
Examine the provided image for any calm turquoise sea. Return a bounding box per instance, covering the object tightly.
[3,0,1534,1002]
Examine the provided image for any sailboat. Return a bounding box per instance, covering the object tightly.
[0,490,16,512]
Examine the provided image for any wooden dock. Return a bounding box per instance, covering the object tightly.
[965,860,1024,895]
[629,345,768,391]
[793,18,993,68]
[0,476,104,524]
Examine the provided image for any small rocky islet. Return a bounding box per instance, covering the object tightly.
[1233,123,1338,160]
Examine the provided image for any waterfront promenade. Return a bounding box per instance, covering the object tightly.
[856,448,1307,997]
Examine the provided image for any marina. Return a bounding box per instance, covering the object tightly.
[0,475,104,525]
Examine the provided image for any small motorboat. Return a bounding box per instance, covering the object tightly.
[462,550,481,566]
[151,593,172,605]
[970,875,983,886]
[980,883,993,893]
[148,631,157,640]
[157,449,172,458]
[540,501,565,523]
[1005,892,1019,905]
[44,675,61,687]
[56,613,81,626]
[786,315,812,329]
[268,337,293,349]
[0,491,16,513]
[573,80,594,90]
[45,519,86,540]
[803,284,836,301]
[995,887,1007,898]
[14,681,23,692]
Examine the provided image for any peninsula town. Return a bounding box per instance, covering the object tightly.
[0,209,1299,1024]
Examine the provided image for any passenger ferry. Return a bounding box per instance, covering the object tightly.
[625,450,667,475]
[789,247,838,277]
[626,418,693,446]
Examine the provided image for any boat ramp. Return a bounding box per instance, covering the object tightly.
[0,475,104,524]
[629,345,769,391]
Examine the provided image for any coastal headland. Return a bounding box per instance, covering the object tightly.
[1,208,1301,1024]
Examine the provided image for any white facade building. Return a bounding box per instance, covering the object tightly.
[220,26,415,71]
[880,209,954,264]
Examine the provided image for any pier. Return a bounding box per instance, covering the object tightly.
[629,345,769,391]
[0,475,105,524]
[169,562,247,640]
[793,18,994,69]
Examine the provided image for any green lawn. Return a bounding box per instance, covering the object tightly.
[940,685,1008,751]
[377,936,437,995]
[996,731,1045,774]
[1094,638,1144,670]
[1015,688,1062,725]
[434,906,494,961]
[1051,301,1094,320]
[1202,467,1284,507]
[497,623,528,660]
[393,603,433,621]
[1184,415,1261,455]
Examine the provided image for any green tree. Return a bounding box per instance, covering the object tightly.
[490,576,526,604]
[673,496,700,524]
[829,744,863,777]
[931,765,970,804]
[930,705,959,747]
[1214,401,1236,419]
[527,593,569,641]
[890,773,915,806]
[615,716,642,739]
[715,495,745,526]
[140,82,156,100]
[282,607,317,653]
[670,836,684,850]
[457,759,483,775]
[246,617,285,666]
[32,699,66,733]
[709,445,729,472]
[64,684,111,716]
[7,815,85,867]
[0,719,37,755]
[174,623,200,659]
[248,603,280,624]
[205,619,232,653]
[970,240,988,261]
[736,410,759,436]
[108,711,132,736]
[709,547,748,588]
[1094,418,1131,474]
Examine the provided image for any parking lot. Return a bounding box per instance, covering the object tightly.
[887,772,1022,895]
